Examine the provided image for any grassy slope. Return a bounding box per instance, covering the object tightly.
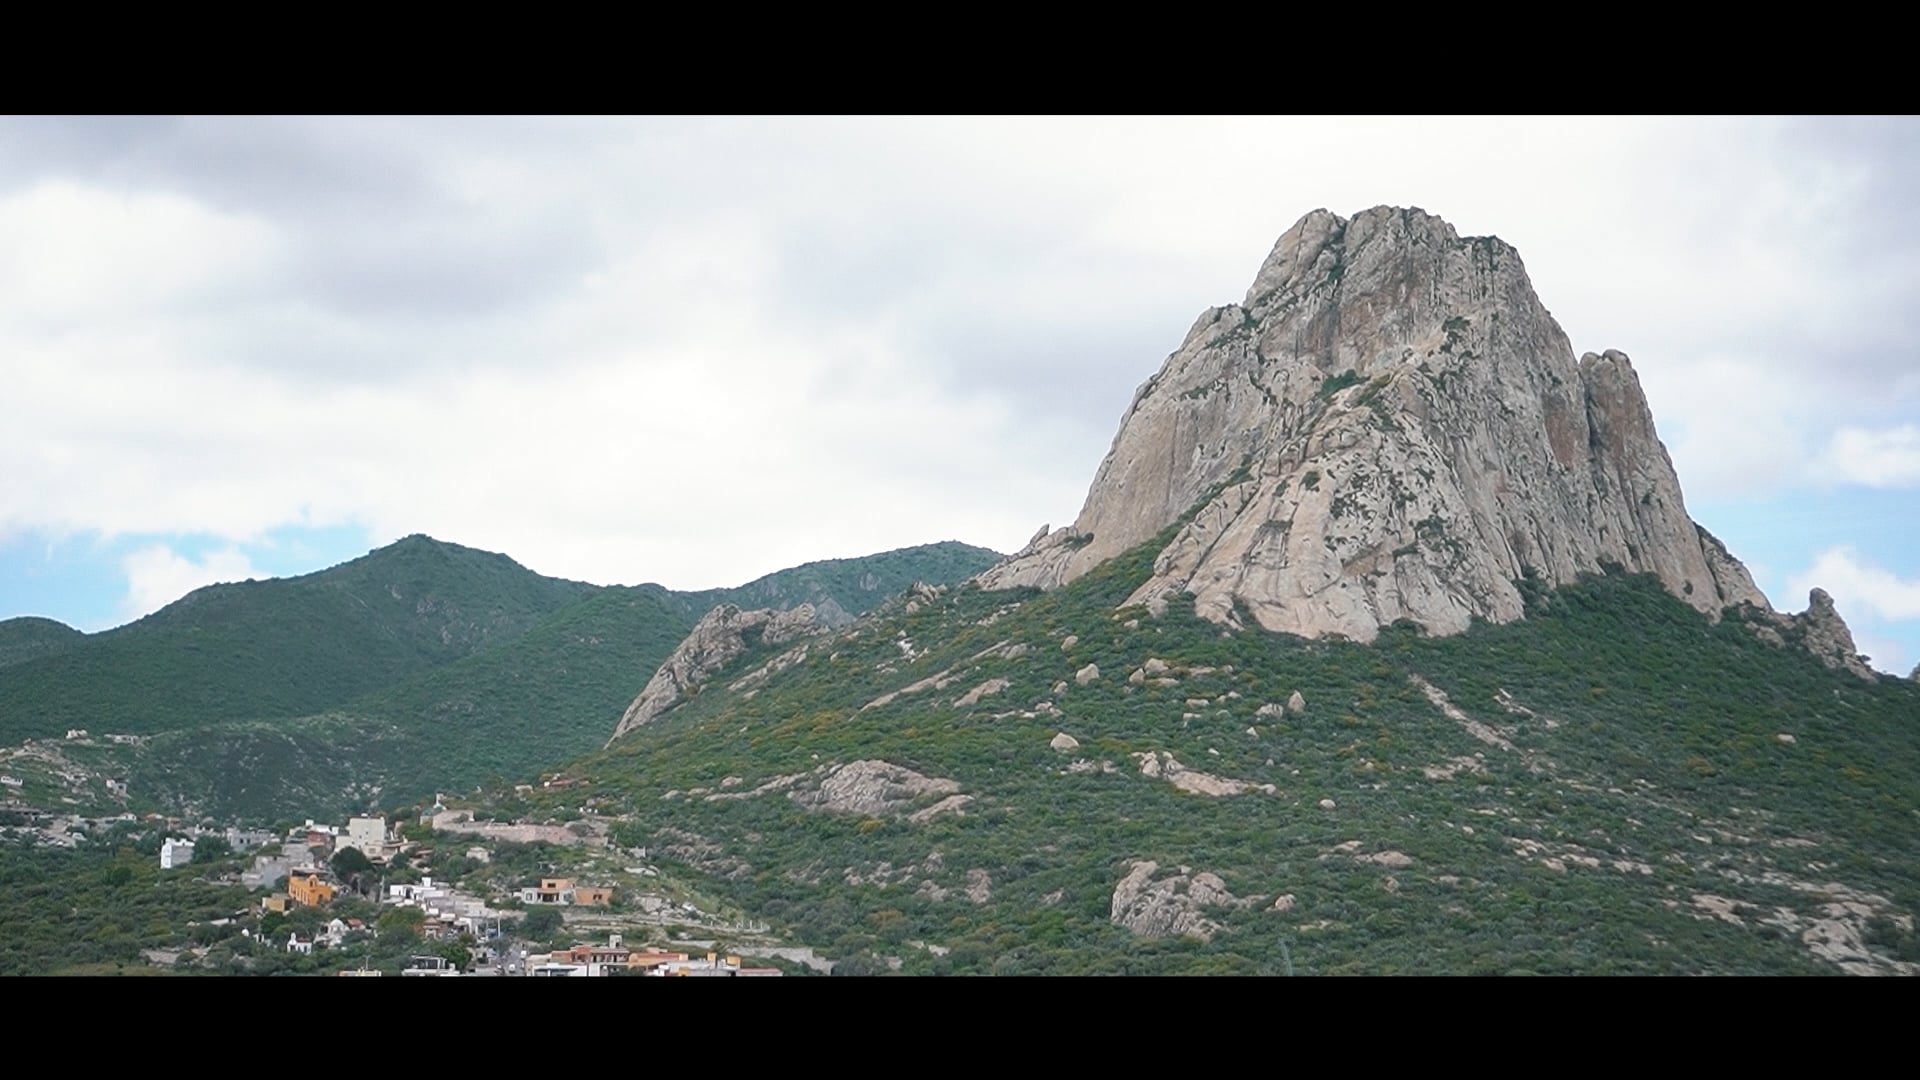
[127,585,700,819]
[681,541,1005,621]
[0,535,597,744]
[72,542,1005,820]
[553,529,1920,975]
[0,616,86,669]
[0,842,251,977]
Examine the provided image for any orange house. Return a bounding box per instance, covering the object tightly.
[288,873,337,907]
[573,886,614,907]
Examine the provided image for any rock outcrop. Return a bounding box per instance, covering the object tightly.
[788,759,964,818]
[1742,589,1877,682]
[608,604,825,743]
[977,206,1798,647]
[1109,860,1251,942]
[1133,751,1275,797]
[1797,589,1877,681]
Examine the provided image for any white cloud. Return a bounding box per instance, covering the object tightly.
[0,180,281,326]
[1787,547,1920,622]
[1850,629,1910,680]
[119,545,263,623]
[1820,425,1920,489]
[1781,548,1920,676]
[3,117,1918,601]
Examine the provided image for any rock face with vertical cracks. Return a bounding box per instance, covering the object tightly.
[975,206,1859,659]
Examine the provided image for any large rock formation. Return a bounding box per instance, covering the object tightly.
[608,604,824,744]
[977,206,1848,656]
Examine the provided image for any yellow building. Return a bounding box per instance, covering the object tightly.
[288,873,336,907]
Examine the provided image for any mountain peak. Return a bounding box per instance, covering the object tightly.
[978,206,1779,646]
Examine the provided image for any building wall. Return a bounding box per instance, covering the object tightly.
[288,874,336,907]
[344,817,386,856]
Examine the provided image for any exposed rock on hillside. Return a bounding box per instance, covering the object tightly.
[976,206,1829,650]
[1134,751,1275,797]
[788,760,964,818]
[953,678,1010,708]
[609,604,824,743]
[1742,589,1877,682]
[699,759,969,821]
[1110,860,1252,941]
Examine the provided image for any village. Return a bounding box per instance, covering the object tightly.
[151,811,788,977]
[0,729,809,976]
[0,782,796,976]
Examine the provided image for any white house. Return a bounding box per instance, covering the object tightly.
[160,837,196,869]
[341,816,388,859]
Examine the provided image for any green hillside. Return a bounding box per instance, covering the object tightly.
[682,541,1005,624]
[0,535,597,744]
[1,539,1004,821]
[125,585,699,819]
[538,523,1920,976]
[0,616,85,669]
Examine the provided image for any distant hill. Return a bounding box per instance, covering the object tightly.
[0,616,85,669]
[0,535,597,745]
[681,541,1008,625]
[0,536,1002,819]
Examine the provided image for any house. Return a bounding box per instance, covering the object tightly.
[243,853,298,889]
[286,933,313,955]
[159,837,195,869]
[627,950,691,974]
[520,877,575,904]
[225,827,274,853]
[288,872,336,908]
[515,878,613,906]
[401,955,458,977]
[521,935,618,976]
[261,894,292,914]
[340,816,388,860]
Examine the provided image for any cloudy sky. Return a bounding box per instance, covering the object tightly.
[2,116,1915,673]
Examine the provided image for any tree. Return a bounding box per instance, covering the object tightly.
[377,906,426,940]
[436,940,472,972]
[331,845,374,891]
[519,906,563,943]
[193,835,234,863]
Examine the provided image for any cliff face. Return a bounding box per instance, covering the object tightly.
[607,603,824,744]
[978,206,1776,643]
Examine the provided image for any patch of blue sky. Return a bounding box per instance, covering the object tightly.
[1694,486,1919,675]
[0,522,377,633]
